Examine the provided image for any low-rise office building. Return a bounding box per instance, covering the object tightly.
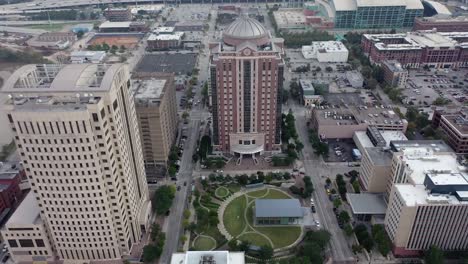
[2,192,55,263]
[132,75,178,179]
[362,30,468,69]
[413,16,468,32]
[353,127,407,192]
[147,32,184,50]
[104,7,132,22]
[254,199,304,225]
[432,110,468,154]
[299,79,323,106]
[99,21,149,33]
[302,41,348,62]
[310,105,408,139]
[382,60,408,88]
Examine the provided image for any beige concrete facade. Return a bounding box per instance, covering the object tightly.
[2,192,55,263]
[132,74,178,178]
[2,64,151,263]
[359,148,392,192]
[385,185,468,256]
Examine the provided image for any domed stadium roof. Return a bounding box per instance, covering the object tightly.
[222,16,270,46]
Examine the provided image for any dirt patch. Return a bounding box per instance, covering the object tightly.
[88,35,141,49]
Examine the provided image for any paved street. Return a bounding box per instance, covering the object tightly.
[158,7,215,263]
[292,104,356,264]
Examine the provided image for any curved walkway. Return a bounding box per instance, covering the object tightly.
[242,190,274,248]
[218,186,305,252]
[192,233,217,251]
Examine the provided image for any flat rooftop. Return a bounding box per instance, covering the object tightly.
[427,172,468,186]
[135,53,197,74]
[355,130,407,148]
[442,114,468,135]
[255,199,303,218]
[153,26,175,34]
[383,60,406,72]
[148,32,183,41]
[333,0,357,11]
[170,251,245,264]
[313,41,348,52]
[6,192,41,226]
[347,193,387,214]
[99,21,132,29]
[398,149,461,185]
[314,105,406,126]
[2,64,118,93]
[273,9,306,26]
[395,184,467,206]
[366,147,393,166]
[132,79,166,103]
[390,140,452,153]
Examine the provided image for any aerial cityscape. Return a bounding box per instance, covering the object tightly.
[0,0,467,263]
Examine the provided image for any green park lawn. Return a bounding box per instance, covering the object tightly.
[264,189,291,199]
[247,188,268,198]
[223,195,246,237]
[215,186,229,198]
[256,226,301,248]
[193,236,216,251]
[222,188,301,249]
[227,184,241,193]
[238,232,271,247]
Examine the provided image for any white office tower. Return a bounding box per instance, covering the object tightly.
[1,64,151,263]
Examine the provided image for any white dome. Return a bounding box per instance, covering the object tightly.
[224,16,267,39]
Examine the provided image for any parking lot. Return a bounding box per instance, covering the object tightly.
[135,52,198,75]
[324,139,358,163]
[402,68,468,107]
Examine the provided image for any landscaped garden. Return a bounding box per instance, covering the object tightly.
[222,187,302,249]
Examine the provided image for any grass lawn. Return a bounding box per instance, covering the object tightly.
[223,195,246,237]
[227,184,241,193]
[215,186,229,198]
[255,226,301,248]
[193,236,216,251]
[238,232,271,247]
[246,189,268,198]
[263,189,291,199]
[203,226,226,246]
[20,23,78,32]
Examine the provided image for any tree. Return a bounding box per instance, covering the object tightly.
[325,66,333,72]
[425,246,444,264]
[152,185,176,215]
[168,166,177,177]
[239,240,251,252]
[304,230,331,249]
[295,141,304,152]
[344,224,354,236]
[339,211,351,223]
[366,78,378,89]
[182,111,189,120]
[76,30,84,39]
[333,198,342,209]
[102,42,110,51]
[352,181,360,193]
[302,242,323,264]
[142,244,160,262]
[228,239,239,251]
[150,223,161,241]
[258,245,273,260]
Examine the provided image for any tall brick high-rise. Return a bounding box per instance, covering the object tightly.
[209,15,284,157]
